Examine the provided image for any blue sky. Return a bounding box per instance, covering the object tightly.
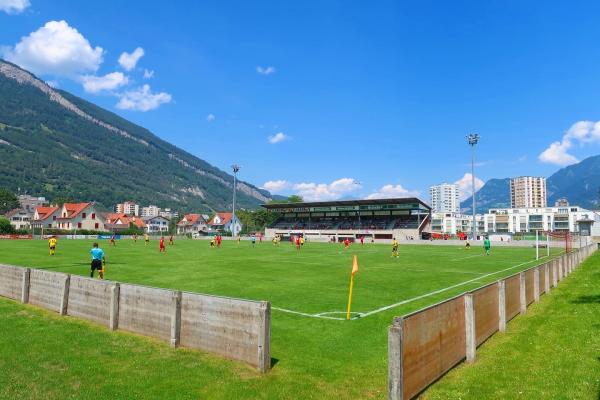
[2,1,600,201]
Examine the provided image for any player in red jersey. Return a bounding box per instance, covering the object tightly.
[344,238,350,248]
[216,234,222,248]
[360,236,364,245]
[159,236,166,252]
[295,236,301,250]
[110,234,116,246]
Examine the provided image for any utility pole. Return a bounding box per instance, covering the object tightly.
[231,164,240,238]
[467,133,480,240]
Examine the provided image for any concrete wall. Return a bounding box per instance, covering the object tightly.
[389,243,596,400]
[67,276,113,327]
[0,264,24,300]
[0,265,271,372]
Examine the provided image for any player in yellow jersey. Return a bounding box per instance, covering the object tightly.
[391,237,399,258]
[48,236,58,256]
[144,233,149,246]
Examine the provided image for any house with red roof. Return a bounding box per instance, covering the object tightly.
[105,213,147,232]
[177,213,207,235]
[207,212,242,235]
[33,206,61,229]
[54,202,104,231]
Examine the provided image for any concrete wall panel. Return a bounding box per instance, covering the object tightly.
[28,269,67,313]
[67,276,112,326]
[473,283,499,346]
[118,284,173,341]
[0,264,23,300]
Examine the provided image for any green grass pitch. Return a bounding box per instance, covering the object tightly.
[0,238,563,399]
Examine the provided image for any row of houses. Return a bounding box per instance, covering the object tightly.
[5,200,242,235]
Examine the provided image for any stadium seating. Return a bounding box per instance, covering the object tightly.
[269,215,422,231]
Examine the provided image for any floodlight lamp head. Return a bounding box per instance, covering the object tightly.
[467,133,480,146]
[231,164,240,174]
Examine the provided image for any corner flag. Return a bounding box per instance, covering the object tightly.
[346,255,359,320]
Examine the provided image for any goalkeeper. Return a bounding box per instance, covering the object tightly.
[90,242,106,279]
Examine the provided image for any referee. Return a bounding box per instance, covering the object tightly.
[90,242,106,279]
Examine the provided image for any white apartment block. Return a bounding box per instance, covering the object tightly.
[510,176,547,208]
[141,205,160,217]
[484,205,596,234]
[429,183,460,213]
[431,212,485,235]
[115,201,139,216]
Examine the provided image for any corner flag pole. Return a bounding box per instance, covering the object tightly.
[346,255,359,320]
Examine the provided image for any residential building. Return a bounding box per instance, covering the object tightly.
[105,213,146,232]
[142,215,170,233]
[554,198,569,207]
[483,205,595,234]
[5,208,32,230]
[32,206,61,229]
[55,203,104,231]
[177,214,207,235]
[510,176,547,208]
[141,205,160,217]
[431,212,485,235]
[429,183,460,213]
[115,201,139,216]
[159,208,179,220]
[18,195,48,213]
[208,212,242,235]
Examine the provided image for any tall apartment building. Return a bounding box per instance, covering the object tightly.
[141,205,160,217]
[510,177,547,208]
[115,201,139,216]
[429,183,460,213]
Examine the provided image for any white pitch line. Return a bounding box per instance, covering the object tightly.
[358,257,550,318]
[272,307,345,320]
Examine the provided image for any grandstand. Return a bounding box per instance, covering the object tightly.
[262,198,431,241]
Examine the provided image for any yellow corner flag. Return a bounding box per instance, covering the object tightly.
[346,255,359,320]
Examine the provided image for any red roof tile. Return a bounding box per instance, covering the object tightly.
[35,206,60,221]
[177,213,205,226]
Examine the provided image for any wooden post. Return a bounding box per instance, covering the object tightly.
[533,268,540,302]
[388,318,404,400]
[109,283,120,331]
[465,294,476,363]
[257,301,271,373]
[21,268,30,304]
[170,290,182,348]
[60,274,70,316]
[498,280,506,332]
[519,272,526,314]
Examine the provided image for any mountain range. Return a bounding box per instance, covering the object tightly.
[461,155,600,213]
[0,59,273,212]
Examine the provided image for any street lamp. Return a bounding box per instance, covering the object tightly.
[231,164,240,237]
[467,133,480,240]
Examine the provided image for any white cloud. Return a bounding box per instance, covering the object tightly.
[262,180,290,193]
[143,69,154,79]
[118,47,144,71]
[0,0,30,14]
[454,173,484,201]
[256,66,275,75]
[367,184,420,200]
[81,71,128,93]
[45,80,59,88]
[4,20,104,77]
[268,132,289,144]
[116,84,172,112]
[292,178,361,201]
[206,113,215,122]
[539,120,600,166]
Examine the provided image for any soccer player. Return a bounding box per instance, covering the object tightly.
[484,236,491,255]
[237,235,241,244]
[48,235,57,256]
[300,236,305,246]
[344,238,350,248]
[90,243,105,279]
[210,238,215,247]
[159,236,166,253]
[110,233,116,246]
[360,236,364,245]
[169,235,174,246]
[295,236,301,250]
[392,237,399,258]
[465,241,471,249]
[133,234,138,243]
[251,234,256,247]
[144,233,149,246]
[217,234,222,248]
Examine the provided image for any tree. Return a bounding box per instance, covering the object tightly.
[287,195,304,203]
[52,196,74,206]
[0,188,19,215]
[0,217,15,234]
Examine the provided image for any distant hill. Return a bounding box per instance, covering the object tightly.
[547,155,600,209]
[0,60,272,212]
[461,178,511,213]
[461,155,600,213]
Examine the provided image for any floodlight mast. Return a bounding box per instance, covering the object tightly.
[231,164,240,237]
[467,133,480,240]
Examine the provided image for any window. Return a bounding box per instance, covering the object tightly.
[77,222,82,229]
[53,216,56,220]
[82,213,86,219]
[95,223,99,229]
[91,213,96,220]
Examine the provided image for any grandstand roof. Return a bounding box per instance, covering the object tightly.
[262,197,431,210]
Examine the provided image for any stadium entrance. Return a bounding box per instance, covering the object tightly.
[262,198,431,242]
